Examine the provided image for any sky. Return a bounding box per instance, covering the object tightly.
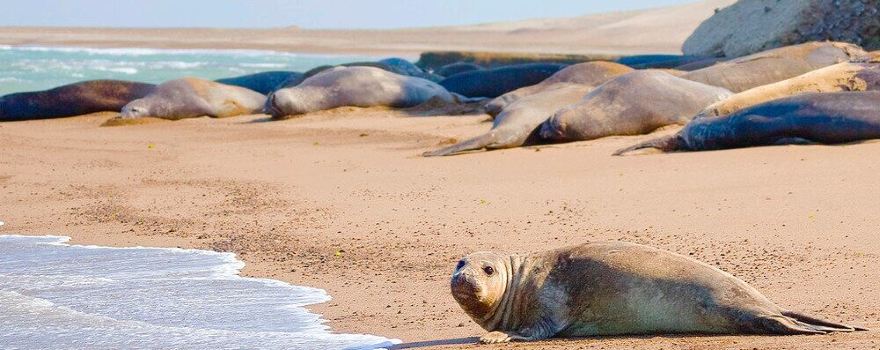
[1,0,698,29]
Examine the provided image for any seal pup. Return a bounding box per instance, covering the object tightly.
[266,66,455,119]
[0,80,155,121]
[439,63,566,98]
[614,91,880,155]
[424,84,593,156]
[696,62,880,119]
[215,71,303,95]
[537,70,732,144]
[484,61,633,116]
[452,241,866,344]
[682,41,868,92]
[120,77,266,120]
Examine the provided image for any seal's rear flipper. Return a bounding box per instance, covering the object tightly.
[423,133,495,157]
[782,311,869,332]
[612,135,682,156]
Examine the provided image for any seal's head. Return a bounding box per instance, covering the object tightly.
[120,99,150,119]
[451,251,509,324]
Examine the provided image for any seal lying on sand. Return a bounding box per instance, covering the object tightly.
[484,61,633,116]
[0,80,155,121]
[537,70,732,143]
[696,62,880,119]
[266,66,455,119]
[682,41,867,92]
[215,71,303,95]
[120,77,266,120]
[452,241,866,344]
[424,84,593,156]
[614,91,880,155]
[440,63,566,98]
[285,60,437,87]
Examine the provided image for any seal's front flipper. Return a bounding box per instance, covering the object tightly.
[478,331,536,344]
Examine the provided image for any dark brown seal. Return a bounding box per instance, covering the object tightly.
[0,80,155,121]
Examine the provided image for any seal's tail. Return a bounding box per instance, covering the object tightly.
[612,135,681,156]
[423,133,496,157]
[782,311,868,332]
[753,311,867,335]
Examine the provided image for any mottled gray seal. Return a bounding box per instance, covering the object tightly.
[697,62,880,119]
[537,70,732,143]
[614,91,880,155]
[682,41,868,92]
[0,80,155,121]
[484,61,633,116]
[424,84,593,156]
[215,71,303,95]
[439,63,566,98]
[379,57,442,82]
[266,66,455,119]
[452,241,866,344]
[120,77,266,120]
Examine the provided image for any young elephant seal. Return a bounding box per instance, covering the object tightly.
[614,91,880,155]
[121,77,266,120]
[424,83,592,156]
[484,61,633,116]
[452,241,866,344]
[266,66,454,119]
[537,70,732,144]
[439,63,566,98]
[695,62,880,119]
[682,41,867,92]
[0,80,155,121]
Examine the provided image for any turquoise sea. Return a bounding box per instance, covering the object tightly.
[0,45,376,95]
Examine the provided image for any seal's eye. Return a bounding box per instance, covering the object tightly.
[455,260,466,271]
[483,266,495,276]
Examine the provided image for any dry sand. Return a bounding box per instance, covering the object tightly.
[0,108,877,349]
[0,0,735,56]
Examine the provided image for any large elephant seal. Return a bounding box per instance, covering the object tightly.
[424,84,593,156]
[266,66,455,119]
[484,61,633,116]
[0,80,155,121]
[682,41,867,92]
[452,241,866,344]
[439,63,566,98]
[697,62,880,119]
[215,71,303,95]
[614,91,880,155]
[120,77,266,120]
[537,70,732,143]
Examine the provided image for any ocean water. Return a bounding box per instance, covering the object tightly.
[0,45,376,95]
[0,235,398,350]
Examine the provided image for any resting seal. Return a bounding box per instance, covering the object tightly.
[434,62,484,77]
[266,66,454,119]
[439,63,566,98]
[537,70,732,144]
[452,241,866,344]
[0,80,155,121]
[484,61,632,116]
[682,41,867,92]
[614,91,880,155]
[696,62,880,119]
[424,84,592,156]
[120,77,266,120]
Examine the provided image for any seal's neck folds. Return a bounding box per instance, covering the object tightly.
[481,254,525,331]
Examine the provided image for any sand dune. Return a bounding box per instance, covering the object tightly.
[0,0,735,56]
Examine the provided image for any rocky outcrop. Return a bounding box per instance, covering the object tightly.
[683,0,880,58]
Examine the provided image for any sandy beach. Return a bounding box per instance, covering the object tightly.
[0,108,877,349]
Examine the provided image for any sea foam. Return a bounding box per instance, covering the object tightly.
[0,235,398,350]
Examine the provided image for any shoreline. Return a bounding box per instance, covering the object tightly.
[0,111,877,349]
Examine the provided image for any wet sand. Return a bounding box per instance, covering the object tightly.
[0,109,877,349]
